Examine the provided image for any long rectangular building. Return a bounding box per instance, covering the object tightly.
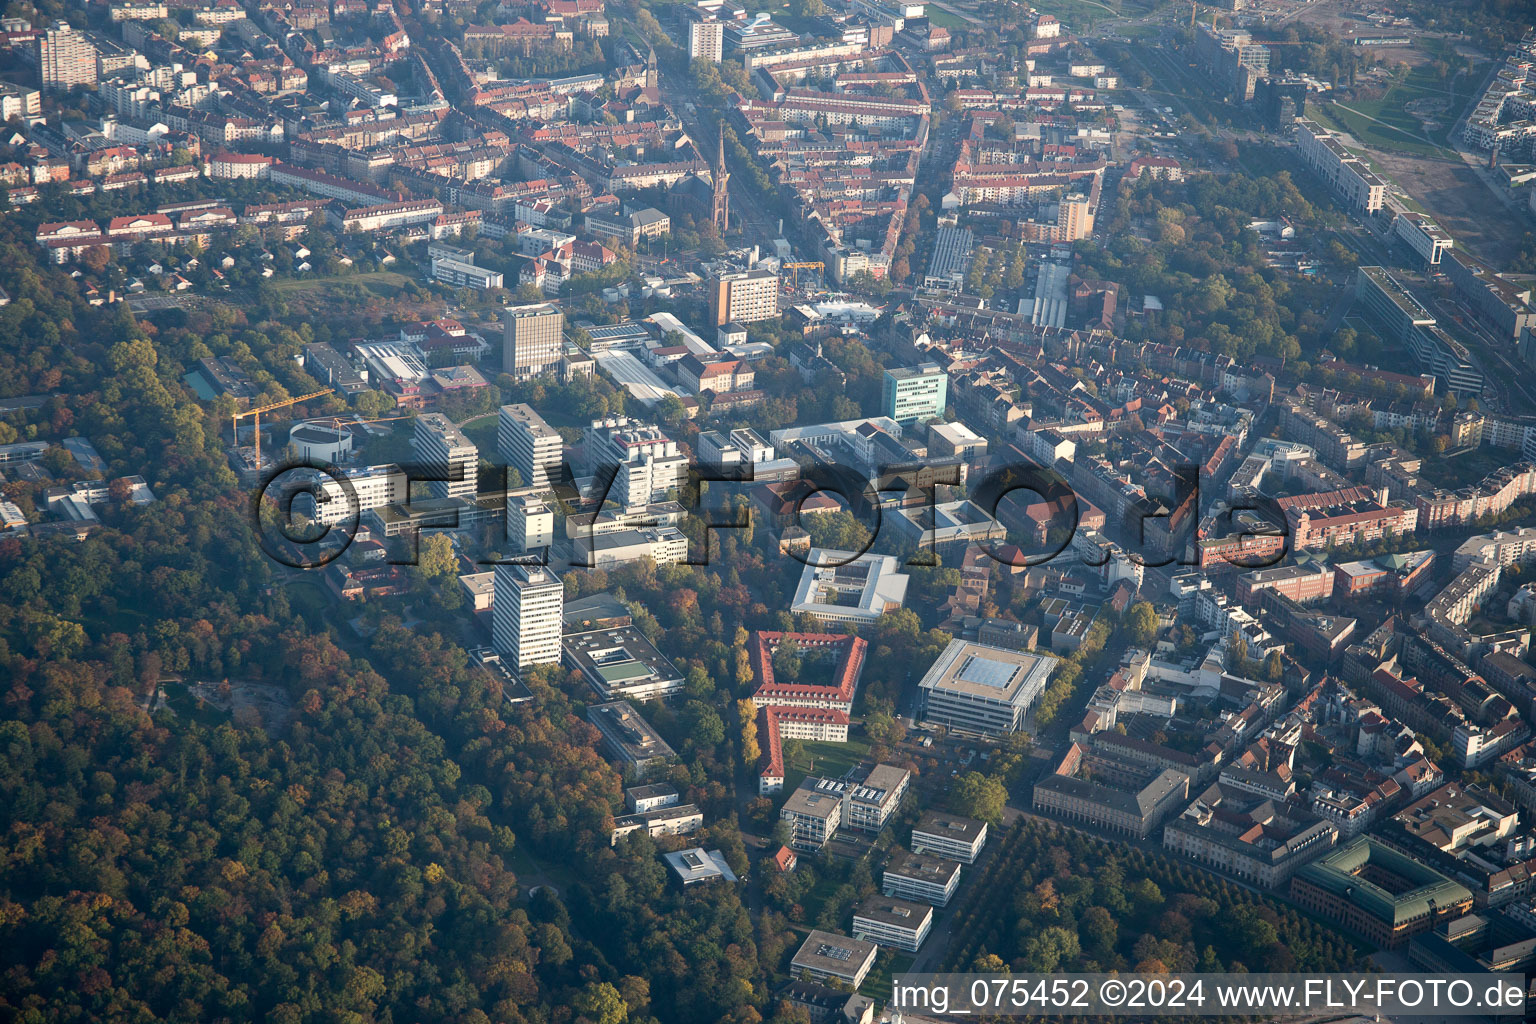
[882,848,962,906]
[851,894,933,952]
[910,810,988,864]
[587,700,676,778]
[1294,119,1386,214]
[1356,267,1483,394]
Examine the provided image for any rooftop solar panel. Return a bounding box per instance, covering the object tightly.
[956,655,1018,689]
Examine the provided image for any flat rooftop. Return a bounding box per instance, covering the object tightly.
[918,639,1057,706]
[783,779,842,819]
[853,894,933,929]
[912,810,987,845]
[587,701,677,762]
[791,930,877,975]
[885,848,962,885]
[563,623,682,696]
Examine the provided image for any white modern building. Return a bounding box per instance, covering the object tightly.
[852,895,933,952]
[791,550,910,624]
[431,256,503,291]
[882,849,962,906]
[499,403,563,492]
[1293,119,1386,214]
[492,564,564,670]
[1393,214,1454,268]
[297,464,407,526]
[583,417,688,505]
[781,779,843,852]
[910,810,989,864]
[573,526,688,568]
[413,412,478,500]
[507,495,554,554]
[882,362,948,424]
[687,9,724,62]
[790,931,877,988]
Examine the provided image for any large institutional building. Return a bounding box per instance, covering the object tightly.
[504,303,564,379]
[1290,837,1473,949]
[498,402,563,492]
[412,413,478,500]
[492,564,564,671]
[917,639,1057,735]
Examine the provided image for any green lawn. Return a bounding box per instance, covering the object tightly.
[268,270,414,295]
[1321,61,1483,159]
[1031,0,1122,30]
[783,736,874,795]
[924,6,970,30]
[860,951,916,1001]
[460,413,499,454]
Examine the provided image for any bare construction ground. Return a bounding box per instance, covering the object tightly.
[1371,151,1531,264]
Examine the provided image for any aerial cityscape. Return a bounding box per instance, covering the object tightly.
[1,0,1536,1019]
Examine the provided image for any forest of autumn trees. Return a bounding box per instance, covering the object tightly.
[0,200,826,1023]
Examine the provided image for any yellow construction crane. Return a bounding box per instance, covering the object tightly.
[323,412,414,431]
[781,261,824,290]
[232,388,334,468]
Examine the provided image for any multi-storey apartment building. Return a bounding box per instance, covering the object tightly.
[707,269,779,326]
[910,810,988,864]
[685,9,723,62]
[851,895,933,952]
[38,21,97,92]
[882,849,962,906]
[780,779,843,852]
[1294,119,1386,214]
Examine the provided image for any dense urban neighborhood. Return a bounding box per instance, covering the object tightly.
[2,0,1536,1020]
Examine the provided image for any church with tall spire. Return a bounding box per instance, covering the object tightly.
[711,129,730,233]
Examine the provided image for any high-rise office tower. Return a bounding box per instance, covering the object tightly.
[498,402,562,492]
[412,412,478,499]
[503,303,564,380]
[883,363,949,424]
[492,564,564,670]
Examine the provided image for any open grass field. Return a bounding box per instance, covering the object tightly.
[267,270,415,295]
[459,413,500,455]
[923,6,970,30]
[1032,0,1127,30]
[1321,60,1487,159]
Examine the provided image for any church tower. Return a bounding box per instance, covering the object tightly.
[712,128,730,233]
